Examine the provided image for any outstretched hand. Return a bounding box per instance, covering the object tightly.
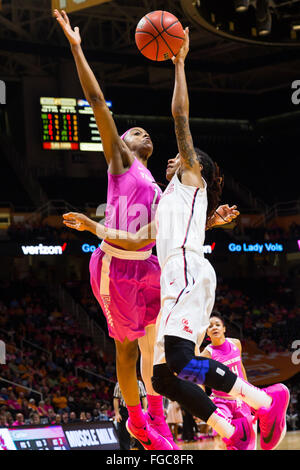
[54,9,81,46]
[211,205,240,227]
[172,27,189,64]
[63,212,90,231]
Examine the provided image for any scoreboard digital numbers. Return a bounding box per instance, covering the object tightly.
[7,426,69,450]
[40,97,112,151]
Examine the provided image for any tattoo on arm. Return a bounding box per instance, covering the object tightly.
[174,115,196,168]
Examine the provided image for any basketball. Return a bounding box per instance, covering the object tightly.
[135,10,184,62]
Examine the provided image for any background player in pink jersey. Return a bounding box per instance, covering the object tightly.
[54,8,174,450]
[201,313,257,450]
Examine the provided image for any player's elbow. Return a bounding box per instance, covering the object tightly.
[172,108,188,121]
[88,94,106,107]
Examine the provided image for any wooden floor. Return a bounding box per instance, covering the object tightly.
[178,430,300,451]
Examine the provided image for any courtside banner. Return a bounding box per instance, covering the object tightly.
[0,239,298,256]
[62,421,120,450]
[52,0,111,14]
[243,340,300,386]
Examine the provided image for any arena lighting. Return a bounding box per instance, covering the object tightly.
[292,20,300,31]
[256,0,272,36]
[234,0,250,12]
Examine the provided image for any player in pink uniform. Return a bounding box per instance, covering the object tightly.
[201,313,257,450]
[54,9,174,450]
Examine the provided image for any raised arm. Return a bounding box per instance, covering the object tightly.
[171,28,202,186]
[54,9,132,174]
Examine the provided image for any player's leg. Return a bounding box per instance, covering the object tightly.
[138,324,179,449]
[115,337,172,451]
[115,337,140,407]
[163,335,289,450]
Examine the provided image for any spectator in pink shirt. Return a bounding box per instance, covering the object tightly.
[6,392,22,412]
[12,413,25,426]
[37,400,48,417]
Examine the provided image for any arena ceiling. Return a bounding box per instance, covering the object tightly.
[0,0,300,95]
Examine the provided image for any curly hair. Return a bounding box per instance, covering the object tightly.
[194,148,224,221]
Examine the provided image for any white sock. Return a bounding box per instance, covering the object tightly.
[207,409,235,439]
[229,377,272,410]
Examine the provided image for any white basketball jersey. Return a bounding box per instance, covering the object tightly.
[155,171,208,267]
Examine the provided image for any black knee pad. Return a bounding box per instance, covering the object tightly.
[164,335,195,374]
[164,335,236,392]
[152,364,180,402]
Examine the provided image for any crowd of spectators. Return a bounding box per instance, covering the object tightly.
[5,221,77,242]
[0,271,299,432]
[0,278,116,427]
[214,275,300,352]
[233,221,300,242]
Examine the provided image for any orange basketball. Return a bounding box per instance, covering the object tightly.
[135,10,184,62]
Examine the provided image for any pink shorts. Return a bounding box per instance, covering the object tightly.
[89,242,161,343]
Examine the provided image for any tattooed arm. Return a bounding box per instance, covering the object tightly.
[171,28,203,187]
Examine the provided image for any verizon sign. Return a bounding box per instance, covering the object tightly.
[52,0,111,14]
[21,243,67,256]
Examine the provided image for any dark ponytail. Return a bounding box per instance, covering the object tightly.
[195,148,224,221]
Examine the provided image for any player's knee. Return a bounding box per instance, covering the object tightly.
[164,335,194,374]
[151,364,178,401]
[115,340,139,368]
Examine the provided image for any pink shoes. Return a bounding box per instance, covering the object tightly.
[146,412,180,450]
[222,415,255,450]
[126,417,173,450]
[255,383,290,450]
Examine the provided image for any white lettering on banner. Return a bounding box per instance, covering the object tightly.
[95,427,118,444]
[291,340,300,365]
[65,429,99,448]
[21,243,67,255]
[291,80,300,105]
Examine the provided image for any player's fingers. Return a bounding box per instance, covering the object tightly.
[61,10,70,25]
[63,221,77,228]
[63,212,78,218]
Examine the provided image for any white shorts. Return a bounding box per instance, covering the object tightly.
[154,250,216,366]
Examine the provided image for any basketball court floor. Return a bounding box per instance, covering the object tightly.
[177,430,300,450]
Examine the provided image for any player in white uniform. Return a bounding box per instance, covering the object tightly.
[150,28,289,451]
[63,29,290,451]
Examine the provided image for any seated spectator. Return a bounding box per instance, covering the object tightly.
[37,400,48,417]
[29,412,40,426]
[61,412,69,424]
[0,413,8,427]
[52,390,69,414]
[55,414,62,425]
[12,413,25,427]
[28,398,38,413]
[69,411,78,423]
[47,408,56,425]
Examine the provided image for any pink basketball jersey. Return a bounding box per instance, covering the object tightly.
[205,338,244,398]
[105,158,162,251]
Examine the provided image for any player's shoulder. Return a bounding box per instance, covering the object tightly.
[201,345,212,357]
[228,337,242,351]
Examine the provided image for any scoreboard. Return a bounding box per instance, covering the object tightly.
[7,426,69,450]
[0,422,120,451]
[40,97,112,152]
